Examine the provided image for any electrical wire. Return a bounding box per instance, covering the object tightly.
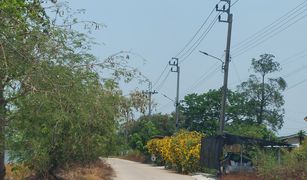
[160,92,174,102]
[174,0,240,64]
[152,63,169,88]
[231,0,240,7]
[156,101,174,113]
[179,13,221,64]
[188,65,220,93]
[183,63,220,95]
[155,69,171,91]
[233,9,307,57]
[174,7,216,58]
[280,48,307,65]
[232,1,307,57]
[283,64,307,78]
[285,77,307,91]
[232,0,307,50]
[232,60,242,83]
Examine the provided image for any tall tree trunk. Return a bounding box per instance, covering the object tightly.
[259,74,265,125]
[0,86,5,180]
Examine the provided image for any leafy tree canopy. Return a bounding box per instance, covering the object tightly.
[238,53,286,131]
[0,0,139,178]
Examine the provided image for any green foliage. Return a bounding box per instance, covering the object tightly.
[7,64,122,175]
[297,130,306,145]
[180,53,286,136]
[0,0,138,178]
[125,114,174,153]
[225,122,277,140]
[180,90,220,135]
[253,140,307,179]
[0,0,55,178]
[251,54,281,76]
[238,54,286,131]
[138,114,175,136]
[180,89,269,136]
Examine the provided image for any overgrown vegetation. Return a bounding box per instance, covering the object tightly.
[253,140,307,179]
[0,0,139,178]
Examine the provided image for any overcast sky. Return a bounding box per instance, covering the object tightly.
[62,0,307,136]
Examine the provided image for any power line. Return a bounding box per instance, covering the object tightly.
[283,64,307,78]
[280,48,307,65]
[231,0,240,7]
[174,6,216,58]
[232,0,307,50]
[233,9,307,57]
[155,69,171,91]
[152,63,169,88]
[159,92,174,102]
[176,0,240,64]
[156,101,173,113]
[179,13,221,64]
[183,62,220,94]
[232,2,307,57]
[189,66,220,93]
[232,59,242,83]
[285,77,307,91]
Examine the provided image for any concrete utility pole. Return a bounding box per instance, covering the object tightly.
[169,57,180,129]
[143,82,157,116]
[216,0,233,135]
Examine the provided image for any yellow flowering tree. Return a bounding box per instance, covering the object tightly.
[146,130,204,173]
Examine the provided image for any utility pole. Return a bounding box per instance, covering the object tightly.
[169,57,180,129]
[143,82,157,116]
[216,0,233,135]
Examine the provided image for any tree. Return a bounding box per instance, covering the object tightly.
[123,113,175,153]
[180,88,277,138]
[139,114,175,136]
[225,122,277,140]
[298,130,306,145]
[237,54,286,131]
[0,1,137,178]
[0,1,54,178]
[180,90,221,135]
[7,65,123,177]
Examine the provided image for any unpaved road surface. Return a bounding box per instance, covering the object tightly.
[107,158,195,180]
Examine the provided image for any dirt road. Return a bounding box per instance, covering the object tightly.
[107,158,195,180]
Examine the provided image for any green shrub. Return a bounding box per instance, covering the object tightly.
[253,140,307,179]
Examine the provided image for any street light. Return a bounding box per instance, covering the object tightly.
[199,50,225,71]
[199,50,224,64]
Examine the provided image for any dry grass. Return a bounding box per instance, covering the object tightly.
[119,151,147,163]
[220,172,260,180]
[5,160,114,180]
[57,160,115,180]
[5,163,32,180]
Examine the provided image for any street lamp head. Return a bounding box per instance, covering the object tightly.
[199,50,208,56]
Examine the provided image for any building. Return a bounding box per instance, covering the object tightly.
[279,133,306,147]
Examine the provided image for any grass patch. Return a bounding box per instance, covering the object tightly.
[56,160,114,180]
[119,150,148,163]
[5,163,32,180]
[5,160,114,180]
